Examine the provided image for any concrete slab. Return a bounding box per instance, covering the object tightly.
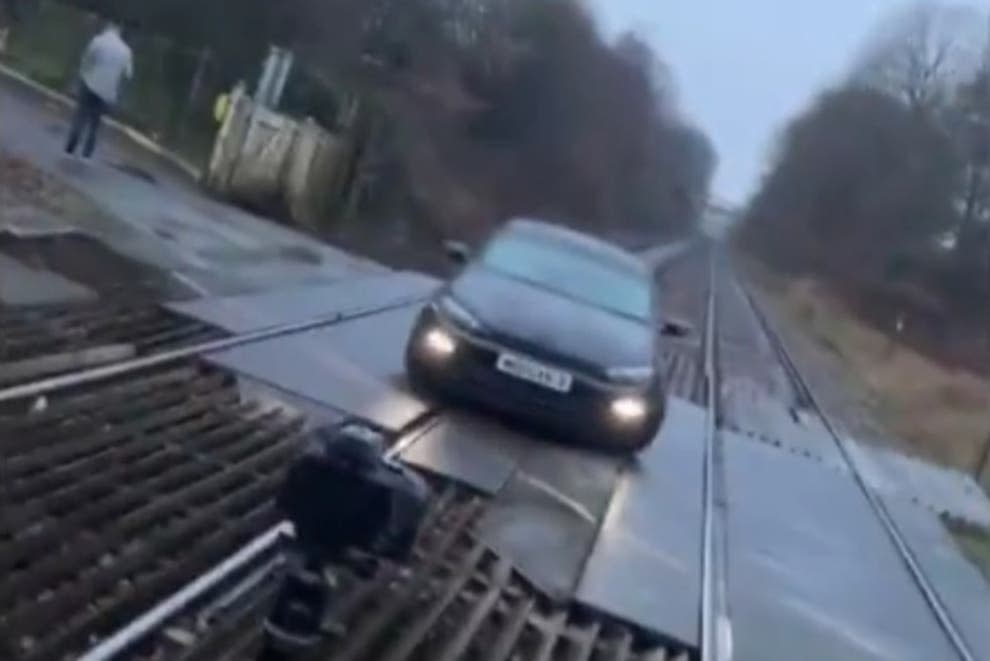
[576,397,706,647]
[235,376,345,431]
[478,442,623,601]
[723,381,848,473]
[0,252,96,305]
[725,430,961,661]
[881,495,990,660]
[168,273,437,333]
[399,412,530,494]
[725,382,988,527]
[851,441,990,528]
[203,302,429,433]
[315,304,426,382]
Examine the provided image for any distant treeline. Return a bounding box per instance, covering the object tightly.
[741,2,989,367]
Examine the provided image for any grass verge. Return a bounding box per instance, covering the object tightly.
[753,267,989,474]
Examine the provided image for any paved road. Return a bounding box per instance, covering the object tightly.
[0,74,383,299]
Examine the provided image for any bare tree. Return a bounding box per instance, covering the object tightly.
[854,2,986,114]
[851,3,990,283]
[614,33,678,111]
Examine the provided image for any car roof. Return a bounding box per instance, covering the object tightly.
[500,218,648,276]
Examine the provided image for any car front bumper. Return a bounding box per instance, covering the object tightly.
[405,312,665,449]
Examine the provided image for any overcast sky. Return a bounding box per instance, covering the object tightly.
[589,0,987,205]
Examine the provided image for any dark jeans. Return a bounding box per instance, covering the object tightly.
[65,84,108,158]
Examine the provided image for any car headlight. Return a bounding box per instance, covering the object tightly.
[436,296,482,332]
[611,396,649,422]
[423,327,456,356]
[606,365,656,384]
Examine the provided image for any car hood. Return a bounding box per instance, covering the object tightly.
[448,267,655,371]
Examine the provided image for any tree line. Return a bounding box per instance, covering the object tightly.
[741,2,989,368]
[53,0,716,242]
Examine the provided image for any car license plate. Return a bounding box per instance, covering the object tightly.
[496,353,573,393]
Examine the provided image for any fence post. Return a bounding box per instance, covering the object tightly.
[206,83,248,192]
[176,46,209,146]
[256,45,294,109]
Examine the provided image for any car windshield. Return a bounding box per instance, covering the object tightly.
[481,232,652,322]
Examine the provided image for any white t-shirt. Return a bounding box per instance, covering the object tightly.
[80,29,133,104]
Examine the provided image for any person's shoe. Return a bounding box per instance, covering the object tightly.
[62,151,86,167]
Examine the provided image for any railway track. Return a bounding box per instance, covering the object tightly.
[0,263,707,661]
[4,247,975,661]
[732,269,978,661]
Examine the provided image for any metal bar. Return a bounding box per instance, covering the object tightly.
[384,413,443,461]
[608,629,633,661]
[435,557,512,661]
[700,248,731,661]
[0,306,217,367]
[35,504,281,661]
[564,621,600,661]
[0,366,199,428]
[378,543,486,661]
[738,275,977,661]
[196,555,284,627]
[0,295,425,405]
[483,597,533,661]
[330,501,481,661]
[531,611,566,661]
[0,344,136,386]
[76,522,292,661]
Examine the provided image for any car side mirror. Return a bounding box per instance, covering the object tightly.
[660,318,691,338]
[443,241,471,265]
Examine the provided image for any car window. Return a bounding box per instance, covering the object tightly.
[481,233,653,322]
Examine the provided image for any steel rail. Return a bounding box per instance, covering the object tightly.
[76,522,292,661]
[0,295,426,405]
[700,248,732,661]
[737,276,977,661]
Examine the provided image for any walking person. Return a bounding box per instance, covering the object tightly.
[65,22,133,159]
